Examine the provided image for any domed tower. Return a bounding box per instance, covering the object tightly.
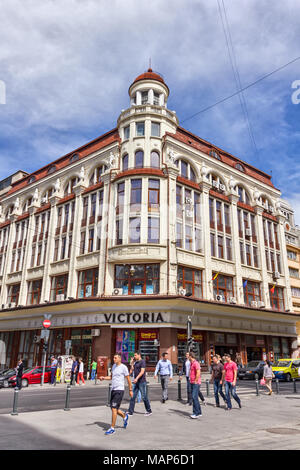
[128,68,169,108]
[117,69,178,164]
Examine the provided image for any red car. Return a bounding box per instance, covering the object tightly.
[8,366,52,387]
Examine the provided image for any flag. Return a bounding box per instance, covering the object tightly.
[243,280,248,289]
[212,272,219,281]
[270,284,276,294]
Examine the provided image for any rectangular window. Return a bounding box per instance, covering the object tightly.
[176,222,182,248]
[53,239,59,262]
[78,268,99,299]
[213,274,234,303]
[50,274,68,302]
[114,264,159,295]
[218,235,224,258]
[141,92,148,105]
[80,231,86,255]
[148,217,159,243]
[68,235,72,258]
[151,122,160,137]
[130,179,142,212]
[153,92,160,105]
[243,280,261,306]
[136,122,145,136]
[88,229,94,252]
[61,237,66,260]
[7,284,20,305]
[289,268,299,278]
[116,219,123,245]
[269,286,285,311]
[36,243,42,265]
[27,279,42,305]
[90,194,96,223]
[176,185,182,219]
[177,266,203,298]
[185,225,193,251]
[194,192,201,224]
[82,197,88,225]
[226,238,232,261]
[148,179,160,212]
[211,233,216,257]
[209,198,215,228]
[287,250,297,261]
[124,125,130,139]
[129,217,141,243]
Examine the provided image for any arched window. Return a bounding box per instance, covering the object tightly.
[177,159,197,181]
[5,204,14,219]
[27,175,36,184]
[209,149,221,161]
[208,173,226,191]
[135,150,144,169]
[235,185,250,205]
[69,153,79,163]
[122,154,129,171]
[150,151,160,168]
[89,164,107,186]
[235,163,245,172]
[64,177,79,196]
[22,198,32,212]
[41,188,54,205]
[47,165,56,175]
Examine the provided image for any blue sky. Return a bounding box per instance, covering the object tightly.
[0,0,299,222]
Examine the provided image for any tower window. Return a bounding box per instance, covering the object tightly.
[136,122,145,137]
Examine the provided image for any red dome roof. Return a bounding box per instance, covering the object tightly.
[133,68,165,85]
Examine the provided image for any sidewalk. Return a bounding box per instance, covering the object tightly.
[2,389,300,450]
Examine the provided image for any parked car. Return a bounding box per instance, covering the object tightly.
[272,359,300,382]
[0,368,17,388]
[237,361,267,380]
[8,366,52,388]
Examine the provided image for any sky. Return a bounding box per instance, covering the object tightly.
[0,0,299,223]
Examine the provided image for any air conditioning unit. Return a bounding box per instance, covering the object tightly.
[229,297,237,304]
[245,228,252,237]
[219,184,225,191]
[212,180,219,189]
[185,197,193,204]
[258,301,265,308]
[269,207,274,213]
[56,294,65,302]
[251,301,258,308]
[215,294,224,302]
[112,288,123,296]
[178,288,187,296]
[273,271,280,279]
[91,329,101,337]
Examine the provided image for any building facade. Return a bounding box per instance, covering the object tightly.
[0,69,298,372]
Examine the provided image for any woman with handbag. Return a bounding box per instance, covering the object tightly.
[263,360,274,395]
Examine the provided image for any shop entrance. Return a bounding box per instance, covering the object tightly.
[246,347,263,362]
[70,328,93,375]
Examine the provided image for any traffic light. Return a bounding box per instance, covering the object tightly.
[43,344,48,352]
[187,335,194,352]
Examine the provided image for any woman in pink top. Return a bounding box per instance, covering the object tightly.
[189,352,202,418]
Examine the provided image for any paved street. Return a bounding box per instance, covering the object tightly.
[0,376,300,450]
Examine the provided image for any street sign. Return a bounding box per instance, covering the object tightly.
[40,329,50,341]
[43,319,51,328]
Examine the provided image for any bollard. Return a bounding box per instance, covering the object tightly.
[106,383,112,407]
[94,374,97,386]
[64,384,71,411]
[205,379,210,397]
[11,388,19,416]
[255,378,259,396]
[293,378,297,393]
[177,379,182,401]
[275,379,279,394]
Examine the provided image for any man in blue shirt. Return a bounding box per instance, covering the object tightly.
[154,352,173,403]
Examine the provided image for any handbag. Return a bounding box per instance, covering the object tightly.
[260,378,266,386]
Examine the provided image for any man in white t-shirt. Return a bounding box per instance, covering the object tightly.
[100,354,133,435]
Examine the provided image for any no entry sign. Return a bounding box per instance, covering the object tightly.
[43,319,51,328]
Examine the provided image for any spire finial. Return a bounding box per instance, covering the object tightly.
[148,57,152,72]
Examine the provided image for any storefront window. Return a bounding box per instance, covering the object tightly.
[114,264,159,295]
[116,330,136,363]
[177,330,204,363]
[139,330,159,364]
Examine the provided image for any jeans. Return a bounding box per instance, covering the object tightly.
[191,383,202,416]
[133,383,142,402]
[128,381,151,414]
[160,375,170,400]
[213,379,226,406]
[91,369,96,381]
[198,385,205,402]
[185,376,192,404]
[225,381,241,409]
[50,367,57,385]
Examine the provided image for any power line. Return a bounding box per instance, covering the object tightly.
[181,54,300,123]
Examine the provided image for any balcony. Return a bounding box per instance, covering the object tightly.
[117,105,178,126]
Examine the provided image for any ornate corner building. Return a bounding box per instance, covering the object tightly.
[0,69,298,371]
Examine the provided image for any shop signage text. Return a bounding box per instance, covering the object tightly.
[103,312,165,324]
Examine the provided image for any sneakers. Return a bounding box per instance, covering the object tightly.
[123,413,129,429]
[162,399,165,403]
[105,427,115,435]
[190,414,202,419]
[144,411,152,416]
[127,412,133,416]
